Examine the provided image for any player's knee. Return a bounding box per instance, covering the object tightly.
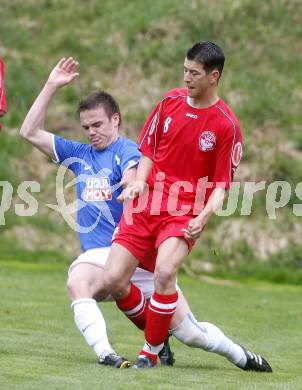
[102,271,128,298]
[102,270,116,291]
[67,274,91,299]
[67,274,78,295]
[154,264,177,291]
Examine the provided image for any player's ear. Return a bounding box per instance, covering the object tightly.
[112,113,120,127]
[210,69,220,85]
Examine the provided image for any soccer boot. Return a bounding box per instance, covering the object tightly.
[99,352,130,368]
[132,356,156,369]
[240,348,272,372]
[158,337,175,366]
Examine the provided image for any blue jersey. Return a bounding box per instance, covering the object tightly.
[53,135,140,251]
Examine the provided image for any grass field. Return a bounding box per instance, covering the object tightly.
[1,2,301,388]
[1,259,301,390]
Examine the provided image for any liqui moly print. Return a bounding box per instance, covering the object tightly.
[83,176,112,201]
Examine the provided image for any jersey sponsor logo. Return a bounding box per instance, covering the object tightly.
[83,176,112,201]
[232,142,242,166]
[199,131,216,152]
[185,112,198,119]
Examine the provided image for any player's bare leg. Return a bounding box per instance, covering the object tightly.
[103,244,152,331]
[67,263,130,368]
[133,237,187,368]
[103,243,139,299]
[170,292,272,372]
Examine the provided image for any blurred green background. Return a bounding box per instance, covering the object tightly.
[1,0,302,284]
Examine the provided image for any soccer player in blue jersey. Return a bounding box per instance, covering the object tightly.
[20,57,143,367]
[20,57,272,372]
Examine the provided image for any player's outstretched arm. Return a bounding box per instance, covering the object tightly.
[20,57,79,159]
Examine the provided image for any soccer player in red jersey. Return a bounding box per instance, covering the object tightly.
[0,58,7,129]
[103,42,272,371]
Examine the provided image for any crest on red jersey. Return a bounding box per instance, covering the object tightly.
[232,142,242,166]
[199,131,216,152]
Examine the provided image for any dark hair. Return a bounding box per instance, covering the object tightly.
[186,41,225,78]
[78,90,122,126]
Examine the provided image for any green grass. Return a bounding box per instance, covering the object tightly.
[1,259,301,390]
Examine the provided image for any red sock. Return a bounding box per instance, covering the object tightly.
[140,291,178,363]
[138,350,159,365]
[116,283,147,330]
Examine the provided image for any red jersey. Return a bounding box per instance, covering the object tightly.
[0,58,6,115]
[138,88,242,215]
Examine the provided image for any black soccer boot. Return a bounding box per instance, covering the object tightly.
[239,347,272,372]
[132,355,156,369]
[158,336,175,366]
[99,352,130,368]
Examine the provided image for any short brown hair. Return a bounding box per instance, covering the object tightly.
[78,90,122,125]
[187,41,225,78]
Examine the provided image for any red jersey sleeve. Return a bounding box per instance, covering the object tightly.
[138,101,163,161]
[0,58,6,115]
[213,122,243,189]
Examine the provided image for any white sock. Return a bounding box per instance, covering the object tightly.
[171,313,247,367]
[142,341,164,356]
[71,298,114,360]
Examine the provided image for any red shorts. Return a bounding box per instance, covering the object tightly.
[113,207,195,272]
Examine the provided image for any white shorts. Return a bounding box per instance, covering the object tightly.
[68,247,156,300]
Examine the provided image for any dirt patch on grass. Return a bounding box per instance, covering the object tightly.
[3,224,79,257]
[214,217,301,260]
[182,262,238,286]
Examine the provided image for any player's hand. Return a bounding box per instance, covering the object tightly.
[117,181,146,203]
[182,216,206,240]
[47,57,79,89]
